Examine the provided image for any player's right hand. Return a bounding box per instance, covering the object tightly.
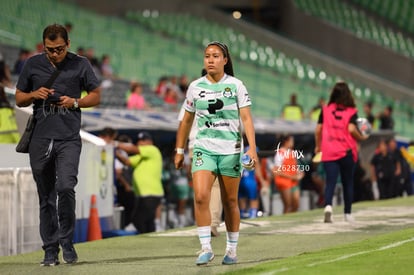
[174,153,184,169]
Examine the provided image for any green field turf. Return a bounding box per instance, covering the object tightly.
[1,196,413,275]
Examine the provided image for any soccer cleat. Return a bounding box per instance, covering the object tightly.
[222,250,238,265]
[195,249,214,265]
[61,242,78,264]
[324,205,333,223]
[40,249,60,266]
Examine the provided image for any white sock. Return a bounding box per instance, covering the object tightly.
[155,218,163,231]
[197,226,212,251]
[178,214,186,227]
[226,231,239,254]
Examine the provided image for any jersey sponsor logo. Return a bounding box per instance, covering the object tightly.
[205,121,230,128]
[198,90,220,98]
[207,99,224,114]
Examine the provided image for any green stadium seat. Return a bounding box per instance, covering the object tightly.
[0,0,412,136]
[295,0,414,58]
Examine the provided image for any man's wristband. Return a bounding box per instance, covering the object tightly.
[175,148,185,154]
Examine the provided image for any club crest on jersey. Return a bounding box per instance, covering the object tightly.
[223,87,233,98]
[194,151,204,167]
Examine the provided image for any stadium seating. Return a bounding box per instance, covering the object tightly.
[0,0,412,136]
[351,0,414,34]
[125,10,414,132]
[293,0,414,58]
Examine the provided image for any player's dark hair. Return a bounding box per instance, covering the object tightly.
[328,81,356,108]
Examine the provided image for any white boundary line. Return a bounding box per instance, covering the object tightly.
[268,237,414,274]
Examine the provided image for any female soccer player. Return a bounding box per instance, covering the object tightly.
[174,41,258,265]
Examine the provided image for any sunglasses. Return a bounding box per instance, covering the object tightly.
[45,45,66,54]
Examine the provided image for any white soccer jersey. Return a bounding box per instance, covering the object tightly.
[183,74,252,155]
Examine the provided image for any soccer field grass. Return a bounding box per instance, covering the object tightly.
[1,196,413,275]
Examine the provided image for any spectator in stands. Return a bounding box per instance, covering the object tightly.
[377,105,394,130]
[116,131,164,234]
[85,47,101,77]
[100,54,115,79]
[175,41,258,265]
[15,24,101,266]
[309,96,325,122]
[168,75,182,95]
[76,47,85,56]
[363,101,376,128]
[33,42,44,55]
[281,93,304,121]
[370,139,398,199]
[315,82,368,223]
[127,82,148,110]
[0,58,20,143]
[179,74,189,94]
[155,76,168,97]
[163,86,178,110]
[273,134,303,214]
[13,48,31,75]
